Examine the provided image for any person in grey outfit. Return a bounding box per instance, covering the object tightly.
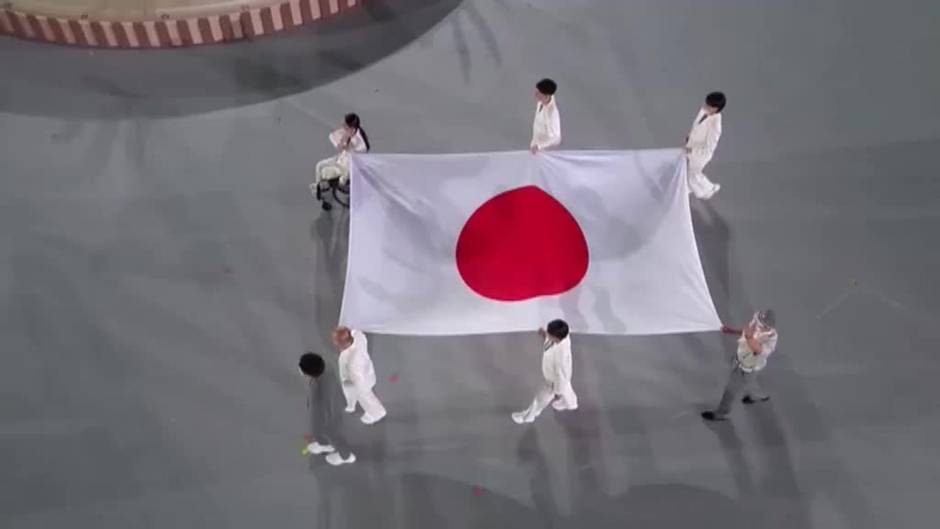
[299,352,357,466]
[702,309,779,421]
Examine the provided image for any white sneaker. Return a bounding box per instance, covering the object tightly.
[361,410,387,425]
[306,442,335,455]
[552,400,569,411]
[511,412,534,424]
[701,183,720,199]
[325,452,357,466]
[692,183,720,200]
[344,405,357,414]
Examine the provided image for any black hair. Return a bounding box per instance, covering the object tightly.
[536,78,558,96]
[344,113,371,151]
[758,309,776,328]
[299,352,326,377]
[705,91,726,112]
[546,319,570,340]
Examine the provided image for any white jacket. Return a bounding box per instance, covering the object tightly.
[685,109,722,172]
[328,128,368,170]
[735,328,778,373]
[338,329,377,388]
[541,336,573,386]
[531,97,561,150]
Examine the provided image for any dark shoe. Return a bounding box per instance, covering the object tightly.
[701,411,728,421]
[742,396,770,405]
[321,201,333,211]
[315,186,322,200]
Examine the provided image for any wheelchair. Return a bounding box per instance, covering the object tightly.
[309,178,350,211]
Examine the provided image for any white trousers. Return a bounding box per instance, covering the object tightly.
[687,158,720,199]
[315,156,350,186]
[520,380,578,421]
[342,378,386,418]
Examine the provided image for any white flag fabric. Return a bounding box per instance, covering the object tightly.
[340,149,721,336]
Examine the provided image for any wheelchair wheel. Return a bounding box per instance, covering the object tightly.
[332,181,350,208]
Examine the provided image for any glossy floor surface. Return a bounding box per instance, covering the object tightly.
[2,1,939,527]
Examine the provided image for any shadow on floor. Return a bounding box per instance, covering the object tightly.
[312,465,747,529]
[0,0,463,119]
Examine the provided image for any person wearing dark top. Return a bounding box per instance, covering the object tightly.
[299,352,357,466]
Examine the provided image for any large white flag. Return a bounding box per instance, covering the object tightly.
[340,149,721,336]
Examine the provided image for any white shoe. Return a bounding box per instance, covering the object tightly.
[361,410,386,425]
[306,442,335,455]
[698,183,720,200]
[511,411,534,424]
[325,452,357,466]
[344,405,357,414]
[552,400,569,411]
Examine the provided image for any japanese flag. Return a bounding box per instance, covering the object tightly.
[340,149,720,336]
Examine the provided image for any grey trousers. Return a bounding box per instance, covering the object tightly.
[716,366,767,416]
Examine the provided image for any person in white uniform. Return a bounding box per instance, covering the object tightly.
[685,91,726,199]
[333,326,387,425]
[702,309,778,421]
[311,113,371,210]
[530,78,562,154]
[512,319,578,424]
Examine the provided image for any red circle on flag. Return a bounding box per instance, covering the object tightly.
[455,185,589,301]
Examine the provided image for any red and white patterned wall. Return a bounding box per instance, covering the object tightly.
[0,0,361,48]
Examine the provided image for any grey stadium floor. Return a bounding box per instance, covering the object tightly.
[2,0,940,527]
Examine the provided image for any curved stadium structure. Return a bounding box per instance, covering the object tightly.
[0,0,361,47]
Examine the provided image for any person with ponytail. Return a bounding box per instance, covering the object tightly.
[312,113,371,209]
